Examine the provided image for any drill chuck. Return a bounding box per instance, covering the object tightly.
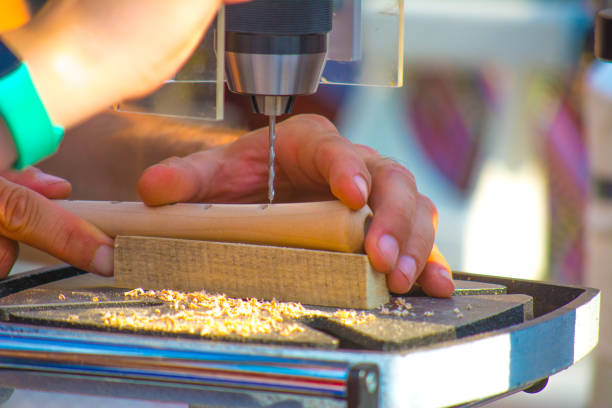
[225,0,333,115]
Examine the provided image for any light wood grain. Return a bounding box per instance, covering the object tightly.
[114,236,390,309]
[57,200,371,253]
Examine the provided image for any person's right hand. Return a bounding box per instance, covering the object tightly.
[137,114,454,297]
[0,167,113,278]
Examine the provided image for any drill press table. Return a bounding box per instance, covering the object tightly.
[0,266,598,408]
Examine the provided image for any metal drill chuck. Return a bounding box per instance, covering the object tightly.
[596,8,612,61]
[224,0,333,116]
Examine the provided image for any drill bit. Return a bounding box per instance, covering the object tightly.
[267,115,276,203]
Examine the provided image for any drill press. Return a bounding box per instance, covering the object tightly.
[224,0,333,202]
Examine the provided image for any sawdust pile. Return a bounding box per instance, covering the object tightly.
[101,288,375,338]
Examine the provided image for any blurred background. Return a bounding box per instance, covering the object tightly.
[3,0,612,407]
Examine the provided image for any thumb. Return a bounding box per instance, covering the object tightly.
[0,178,114,276]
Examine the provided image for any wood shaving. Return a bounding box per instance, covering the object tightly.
[332,309,376,325]
[101,288,376,338]
[379,297,413,317]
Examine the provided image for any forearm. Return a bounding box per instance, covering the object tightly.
[1,0,222,130]
[38,111,242,201]
[2,25,119,129]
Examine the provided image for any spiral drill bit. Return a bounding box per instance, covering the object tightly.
[268,115,276,203]
[224,1,332,203]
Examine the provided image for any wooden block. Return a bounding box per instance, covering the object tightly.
[114,236,390,309]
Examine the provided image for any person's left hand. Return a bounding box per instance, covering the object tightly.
[0,167,114,278]
[137,114,454,297]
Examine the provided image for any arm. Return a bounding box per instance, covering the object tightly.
[1,0,225,129]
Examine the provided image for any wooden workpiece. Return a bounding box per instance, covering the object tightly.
[58,200,388,308]
[57,200,372,253]
[114,236,390,309]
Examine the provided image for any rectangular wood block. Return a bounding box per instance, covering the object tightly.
[114,236,390,309]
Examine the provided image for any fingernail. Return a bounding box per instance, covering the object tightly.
[35,172,67,185]
[398,256,417,285]
[378,234,399,267]
[438,267,453,283]
[91,245,114,276]
[353,175,369,203]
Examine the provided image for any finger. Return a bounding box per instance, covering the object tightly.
[363,158,418,274]
[2,167,71,198]
[0,178,114,276]
[138,151,218,205]
[385,194,437,293]
[312,137,371,209]
[138,147,270,205]
[275,115,371,209]
[418,244,454,297]
[0,237,18,279]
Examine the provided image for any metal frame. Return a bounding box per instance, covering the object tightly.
[0,267,599,407]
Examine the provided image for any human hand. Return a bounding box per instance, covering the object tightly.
[137,114,454,297]
[1,0,246,129]
[0,167,113,278]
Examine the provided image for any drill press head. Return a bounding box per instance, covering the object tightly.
[117,0,405,122]
[224,0,333,116]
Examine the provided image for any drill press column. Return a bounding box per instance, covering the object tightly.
[224,0,333,202]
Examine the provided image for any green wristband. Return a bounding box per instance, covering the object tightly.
[0,63,64,170]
